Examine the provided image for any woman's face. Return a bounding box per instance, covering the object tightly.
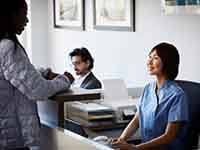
[12,3,28,35]
[147,49,164,77]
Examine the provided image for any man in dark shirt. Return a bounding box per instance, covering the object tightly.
[69,47,102,89]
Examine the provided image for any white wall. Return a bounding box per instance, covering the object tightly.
[30,0,48,68]
[31,0,200,87]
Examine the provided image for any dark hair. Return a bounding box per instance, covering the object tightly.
[69,47,94,70]
[0,0,27,40]
[150,42,180,80]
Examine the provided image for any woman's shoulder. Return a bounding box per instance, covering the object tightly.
[142,81,155,96]
[0,38,15,53]
[0,38,15,47]
[0,38,15,45]
[168,81,185,96]
[144,81,155,90]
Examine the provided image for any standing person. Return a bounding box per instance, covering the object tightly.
[112,43,189,150]
[69,47,102,89]
[0,0,74,150]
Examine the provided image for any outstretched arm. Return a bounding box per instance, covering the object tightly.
[0,40,71,101]
[136,122,180,150]
[119,113,139,141]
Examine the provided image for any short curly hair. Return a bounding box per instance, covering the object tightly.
[150,42,180,80]
[69,47,94,70]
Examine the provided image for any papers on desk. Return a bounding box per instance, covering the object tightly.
[67,102,114,126]
[72,102,110,112]
[67,79,139,126]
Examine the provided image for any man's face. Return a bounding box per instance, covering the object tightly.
[71,55,89,76]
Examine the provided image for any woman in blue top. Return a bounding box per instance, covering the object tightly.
[112,43,189,150]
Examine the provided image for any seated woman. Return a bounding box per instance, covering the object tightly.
[112,43,189,150]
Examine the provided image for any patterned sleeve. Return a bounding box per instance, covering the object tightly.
[0,39,71,101]
[37,67,50,79]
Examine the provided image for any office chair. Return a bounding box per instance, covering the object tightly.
[176,80,200,150]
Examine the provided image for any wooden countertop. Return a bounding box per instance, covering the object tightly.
[51,88,101,102]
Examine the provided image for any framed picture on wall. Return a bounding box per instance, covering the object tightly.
[161,0,200,15]
[93,0,135,31]
[53,0,85,30]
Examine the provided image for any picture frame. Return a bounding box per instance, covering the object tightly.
[161,0,200,15]
[93,0,135,31]
[53,0,85,30]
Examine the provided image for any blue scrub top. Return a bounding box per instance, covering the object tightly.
[138,80,189,150]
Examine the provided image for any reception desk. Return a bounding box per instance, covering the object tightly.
[40,125,112,150]
[37,88,101,127]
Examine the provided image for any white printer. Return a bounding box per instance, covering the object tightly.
[100,98,138,123]
[100,79,139,123]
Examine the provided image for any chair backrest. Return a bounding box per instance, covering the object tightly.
[176,80,200,149]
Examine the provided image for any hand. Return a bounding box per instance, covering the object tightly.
[111,140,137,150]
[64,71,74,84]
[47,69,59,80]
[111,138,126,145]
